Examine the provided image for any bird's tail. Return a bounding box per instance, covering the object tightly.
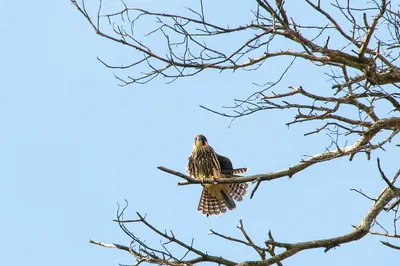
[197,188,227,216]
[198,183,249,216]
[221,190,236,210]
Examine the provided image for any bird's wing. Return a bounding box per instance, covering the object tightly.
[216,154,233,176]
[187,153,195,177]
[217,154,248,176]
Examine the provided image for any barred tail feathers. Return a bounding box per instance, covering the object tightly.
[198,183,249,216]
[197,189,227,216]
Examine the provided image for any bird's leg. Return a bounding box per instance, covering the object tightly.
[199,174,206,184]
[212,168,221,184]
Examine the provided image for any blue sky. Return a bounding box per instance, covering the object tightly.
[1,1,399,265]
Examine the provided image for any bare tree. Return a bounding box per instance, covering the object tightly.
[73,0,400,265]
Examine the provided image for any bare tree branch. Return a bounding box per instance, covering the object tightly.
[381,241,400,250]
[75,0,400,264]
[159,122,400,198]
[91,163,400,265]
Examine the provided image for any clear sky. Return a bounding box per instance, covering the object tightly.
[1,1,399,266]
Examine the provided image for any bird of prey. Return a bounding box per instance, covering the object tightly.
[187,134,249,216]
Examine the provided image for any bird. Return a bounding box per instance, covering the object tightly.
[187,134,249,216]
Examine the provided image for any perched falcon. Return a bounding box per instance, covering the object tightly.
[187,134,249,216]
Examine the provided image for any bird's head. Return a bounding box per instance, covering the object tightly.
[194,134,209,148]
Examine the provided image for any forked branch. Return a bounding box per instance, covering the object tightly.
[91,161,400,265]
[159,121,400,198]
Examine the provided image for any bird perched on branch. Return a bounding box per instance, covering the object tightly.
[187,134,249,216]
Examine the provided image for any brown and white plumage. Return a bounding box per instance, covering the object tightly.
[187,134,249,216]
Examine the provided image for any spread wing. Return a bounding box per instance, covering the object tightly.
[217,154,248,176]
[216,154,249,204]
[216,154,234,176]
